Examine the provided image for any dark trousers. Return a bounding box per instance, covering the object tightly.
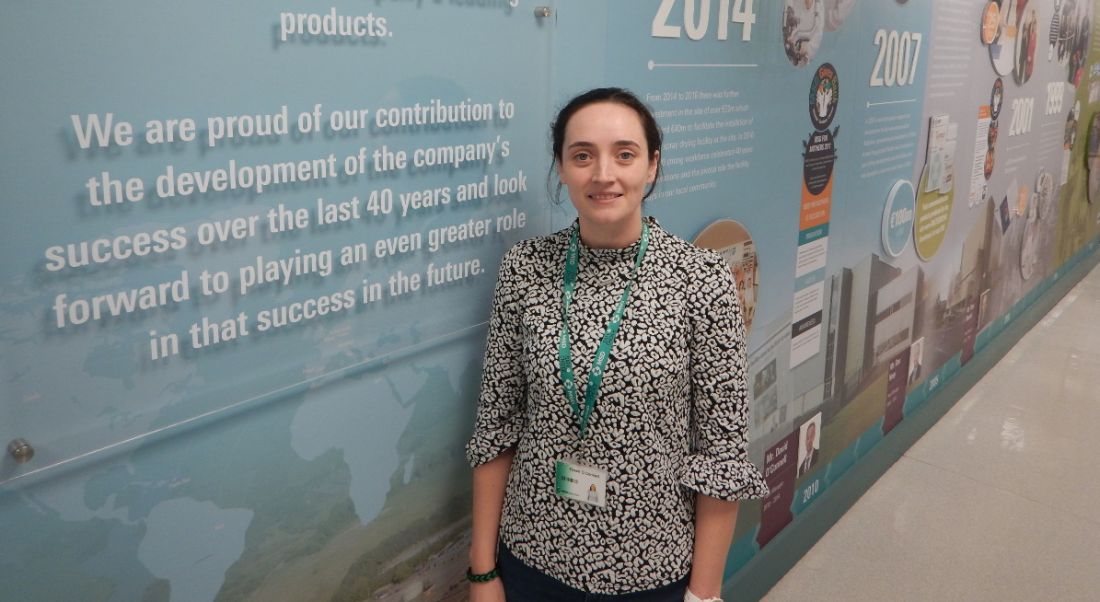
[498,541,689,601]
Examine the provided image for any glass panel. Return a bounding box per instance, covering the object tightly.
[0,0,556,486]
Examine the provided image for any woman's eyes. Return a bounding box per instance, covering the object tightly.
[571,150,637,162]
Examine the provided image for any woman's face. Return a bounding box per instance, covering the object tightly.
[558,102,658,237]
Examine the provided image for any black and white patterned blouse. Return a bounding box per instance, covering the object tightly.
[466,217,769,594]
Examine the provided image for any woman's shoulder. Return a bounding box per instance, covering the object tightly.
[496,227,570,279]
[650,220,728,279]
[506,227,569,259]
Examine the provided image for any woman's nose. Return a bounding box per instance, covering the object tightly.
[592,159,613,182]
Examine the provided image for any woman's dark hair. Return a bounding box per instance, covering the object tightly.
[548,87,663,203]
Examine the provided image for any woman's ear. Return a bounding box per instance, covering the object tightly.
[647,150,660,183]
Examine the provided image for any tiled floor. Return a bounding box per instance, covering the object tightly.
[763,263,1100,602]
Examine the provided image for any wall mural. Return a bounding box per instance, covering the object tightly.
[2,1,1099,600]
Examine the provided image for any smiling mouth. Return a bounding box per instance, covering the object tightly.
[588,193,623,201]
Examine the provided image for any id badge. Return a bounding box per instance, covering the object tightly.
[554,458,607,507]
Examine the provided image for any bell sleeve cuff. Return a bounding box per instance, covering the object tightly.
[680,253,769,501]
[466,245,527,468]
[466,418,524,468]
[678,454,770,501]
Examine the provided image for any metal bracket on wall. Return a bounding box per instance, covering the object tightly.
[535,6,552,18]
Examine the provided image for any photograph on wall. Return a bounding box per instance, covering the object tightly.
[823,0,856,32]
[796,412,823,478]
[783,0,825,67]
[1014,1,1039,84]
[940,123,958,195]
[980,1,1001,46]
[925,115,951,193]
[1050,0,1093,84]
[991,77,1004,119]
[989,0,1018,77]
[753,358,779,424]
[907,337,925,385]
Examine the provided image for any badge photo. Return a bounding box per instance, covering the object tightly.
[555,459,608,508]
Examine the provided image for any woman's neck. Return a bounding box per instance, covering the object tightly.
[577,216,644,249]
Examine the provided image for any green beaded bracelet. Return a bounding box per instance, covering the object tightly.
[466,566,500,583]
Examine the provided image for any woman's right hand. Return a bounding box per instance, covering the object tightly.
[469,579,506,602]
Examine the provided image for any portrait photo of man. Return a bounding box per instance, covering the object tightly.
[797,413,822,478]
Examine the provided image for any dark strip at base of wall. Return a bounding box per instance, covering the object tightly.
[725,244,1100,602]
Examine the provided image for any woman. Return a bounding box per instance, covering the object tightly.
[466,88,768,601]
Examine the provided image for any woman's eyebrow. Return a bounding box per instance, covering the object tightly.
[566,140,641,149]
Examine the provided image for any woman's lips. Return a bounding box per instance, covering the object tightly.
[588,193,623,202]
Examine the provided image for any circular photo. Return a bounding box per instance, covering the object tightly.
[981,1,1001,45]
[991,77,1004,120]
[1036,169,1054,219]
[1015,1,1039,84]
[989,0,1018,76]
[824,0,856,32]
[809,63,839,130]
[694,220,759,334]
[984,147,996,180]
[784,0,825,68]
[988,120,999,147]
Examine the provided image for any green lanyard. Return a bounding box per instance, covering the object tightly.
[559,222,649,439]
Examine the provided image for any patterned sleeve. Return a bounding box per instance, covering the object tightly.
[678,255,770,500]
[465,245,528,467]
